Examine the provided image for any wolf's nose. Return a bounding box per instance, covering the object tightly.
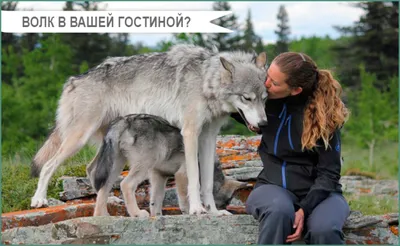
[258,120,268,127]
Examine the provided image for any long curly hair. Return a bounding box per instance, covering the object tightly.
[273,52,349,150]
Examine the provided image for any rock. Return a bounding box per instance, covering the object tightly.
[2,215,258,245]
[344,212,399,245]
[223,167,263,180]
[340,176,398,199]
[58,176,97,201]
[163,188,179,207]
[107,196,124,205]
[2,135,398,245]
[2,223,54,244]
[47,198,66,207]
[58,174,398,204]
[2,212,398,245]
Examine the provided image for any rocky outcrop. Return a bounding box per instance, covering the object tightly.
[2,212,398,245]
[1,135,398,244]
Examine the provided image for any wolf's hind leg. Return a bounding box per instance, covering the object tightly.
[93,155,125,216]
[31,123,100,208]
[120,166,150,218]
[149,170,168,216]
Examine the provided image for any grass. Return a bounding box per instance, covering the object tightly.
[341,140,398,179]
[1,146,94,213]
[343,192,398,215]
[1,141,398,215]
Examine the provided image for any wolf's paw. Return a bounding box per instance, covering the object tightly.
[93,210,110,216]
[150,211,163,217]
[178,203,189,214]
[107,196,124,204]
[134,210,150,218]
[189,205,207,215]
[213,209,232,216]
[150,207,163,217]
[30,197,48,208]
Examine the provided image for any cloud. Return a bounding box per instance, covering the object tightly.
[243,2,365,43]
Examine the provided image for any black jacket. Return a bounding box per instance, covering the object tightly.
[231,94,343,218]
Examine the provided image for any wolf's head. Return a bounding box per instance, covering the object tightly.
[219,52,268,128]
[212,157,249,209]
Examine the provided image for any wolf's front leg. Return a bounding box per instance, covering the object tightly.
[181,120,206,215]
[174,165,189,214]
[149,170,168,216]
[199,120,232,216]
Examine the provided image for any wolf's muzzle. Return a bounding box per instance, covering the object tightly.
[258,120,268,127]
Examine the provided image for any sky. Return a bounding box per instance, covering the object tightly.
[15,1,365,46]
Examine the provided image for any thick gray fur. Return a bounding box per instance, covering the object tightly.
[89,114,247,217]
[30,44,268,216]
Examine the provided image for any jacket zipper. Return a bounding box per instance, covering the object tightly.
[285,115,294,150]
[274,104,287,155]
[281,161,287,189]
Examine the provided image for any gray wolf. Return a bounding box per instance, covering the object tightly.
[30,44,268,215]
[88,113,247,217]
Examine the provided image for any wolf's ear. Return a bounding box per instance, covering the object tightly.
[220,57,235,74]
[255,52,267,69]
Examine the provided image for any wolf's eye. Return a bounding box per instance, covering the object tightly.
[241,95,251,102]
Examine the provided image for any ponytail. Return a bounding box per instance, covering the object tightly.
[301,70,349,150]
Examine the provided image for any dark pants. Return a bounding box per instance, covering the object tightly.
[246,184,350,245]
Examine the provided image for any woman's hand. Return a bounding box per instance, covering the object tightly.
[286,208,305,243]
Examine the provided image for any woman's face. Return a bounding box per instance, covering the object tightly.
[265,62,301,99]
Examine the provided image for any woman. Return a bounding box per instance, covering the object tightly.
[232,52,350,244]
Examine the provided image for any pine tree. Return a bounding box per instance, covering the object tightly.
[254,37,265,54]
[207,1,240,51]
[1,1,18,48]
[110,34,130,56]
[2,1,40,53]
[172,33,206,47]
[275,5,291,53]
[333,2,398,88]
[344,65,396,167]
[60,1,112,72]
[2,35,74,154]
[242,9,263,52]
[2,1,20,84]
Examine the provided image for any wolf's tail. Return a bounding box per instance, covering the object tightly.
[93,138,116,191]
[92,118,126,191]
[31,127,62,177]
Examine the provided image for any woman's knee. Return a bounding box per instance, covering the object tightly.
[305,225,345,244]
[308,221,344,234]
[246,195,295,221]
[306,200,348,243]
[246,185,295,214]
[307,193,349,233]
